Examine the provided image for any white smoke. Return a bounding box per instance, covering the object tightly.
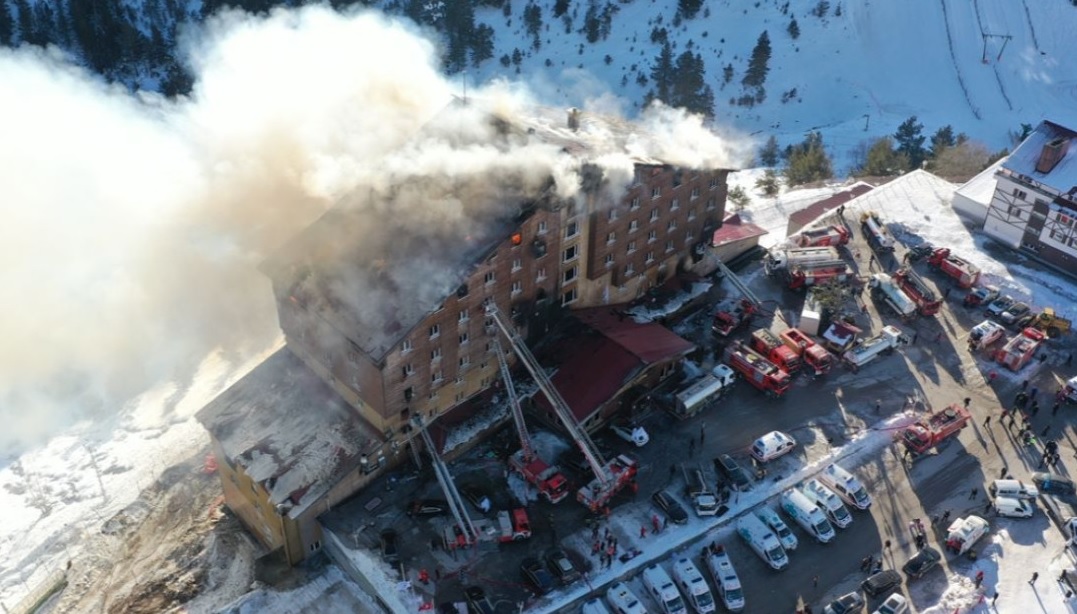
[0,5,749,453]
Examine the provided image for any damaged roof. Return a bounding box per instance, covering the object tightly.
[196,347,382,519]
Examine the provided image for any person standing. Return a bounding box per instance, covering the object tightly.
[1042,425,1051,437]
[1030,572,1039,585]
[964,397,972,408]
[983,415,991,428]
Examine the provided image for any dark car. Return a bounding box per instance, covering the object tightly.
[901,547,941,579]
[1000,302,1031,326]
[906,243,935,262]
[379,529,400,563]
[464,586,495,614]
[861,569,902,597]
[520,557,556,594]
[986,295,1016,318]
[652,490,689,525]
[714,454,752,491]
[546,548,582,585]
[406,499,449,517]
[460,485,493,513]
[1033,472,1077,496]
[823,591,865,614]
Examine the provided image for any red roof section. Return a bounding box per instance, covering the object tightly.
[710,214,769,247]
[573,308,696,363]
[788,183,875,228]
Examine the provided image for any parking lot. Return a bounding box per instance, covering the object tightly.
[320,212,1077,613]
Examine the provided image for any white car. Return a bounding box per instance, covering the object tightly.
[750,431,797,463]
[871,593,908,614]
[611,424,649,447]
[995,496,1035,519]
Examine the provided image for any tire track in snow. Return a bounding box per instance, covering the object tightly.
[1021,0,1041,53]
[938,0,982,120]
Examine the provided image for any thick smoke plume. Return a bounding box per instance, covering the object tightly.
[0,6,748,453]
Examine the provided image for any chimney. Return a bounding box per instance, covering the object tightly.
[567,107,580,131]
[1035,137,1070,174]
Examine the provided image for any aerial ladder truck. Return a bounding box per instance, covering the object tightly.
[487,305,639,512]
[415,416,480,550]
[493,340,570,504]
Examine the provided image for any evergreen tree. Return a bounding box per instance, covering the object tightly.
[759,135,780,167]
[859,137,908,176]
[523,2,542,49]
[722,63,734,85]
[787,18,799,39]
[15,0,31,45]
[0,0,15,45]
[583,1,600,44]
[648,42,675,104]
[670,49,714,117]
[470,23,495,67]
[677,0,704,20]
[893,116,927,169]
[755,169,780,196]
[929,125,956,157]
[442,1,477,73]
[784,131,833,185]
[742,31,771,88]
[553,0,571,18]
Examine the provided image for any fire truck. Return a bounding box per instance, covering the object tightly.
[764,246,854,290]
[493,341,570,504]
[750,328,802,374]
[779,327,834,375]
[841,325,906,372]
[892,267,942,316]
[868,273,917,319]
[898,404,971,458]
[995,327,1046,372]
[487,306,638,512]
[860,212,896,252]
[712,297,757,336]
[792,225,851,248]
[723,342,791,397]
[927,248,981,289]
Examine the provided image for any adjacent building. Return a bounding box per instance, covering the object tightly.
[197,106,732,564]
[983,120,1077,276]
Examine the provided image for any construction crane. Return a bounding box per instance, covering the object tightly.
[414,415,478,549]
[486,305,638,512]
[493,340,570,504]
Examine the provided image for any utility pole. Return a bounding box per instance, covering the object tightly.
[982,33,1013,63]
[863,114,870,132]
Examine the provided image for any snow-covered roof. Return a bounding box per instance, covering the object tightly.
[954,157,1003,206]
[1000,120,1077,197]
[196,348,383,518]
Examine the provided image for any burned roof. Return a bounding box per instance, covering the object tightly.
[196,347,382,518]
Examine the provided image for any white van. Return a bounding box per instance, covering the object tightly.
[643,564,687,614]
[736,514,789,570]
[989,479,1039,500]
[802,479,853,529]
[818,463,872,510]
[750,431,797,463]
[671,556,716,614]
[944,515,989,555]
[780,488,836,543]
[755,505,798,551]
[994,496,1034,518]
[606,582,647,614]
[582,598,613,614]
[703,546,745,611]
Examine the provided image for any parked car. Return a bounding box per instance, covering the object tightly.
[610,423,650,447]
[464,586,495,614]
[714,454,752,491]
[994,496,1035,518]
[871,593,908,614]
[906,243,935,262]
[460,485,492,513]
[963,285,1000,308]
[1033,472,1076,496]
[861,569,902,597]
[405,499,449,517]
[823,591,866,614]
[520,557,556,594]
[652,490,689,525]
[985,295,1016,318]
[750,431,797,463]
[901,547,941,579]
[1000,302,1031,326]
[379,529,399,563]
[546,548,582,585]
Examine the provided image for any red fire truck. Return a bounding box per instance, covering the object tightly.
[893,267,942,316]
[723,342,791,397]
[779,328,834,375]
[898,404,971,457]
[927,248,981,289]
[792,225,851,248]
[750,328,802,374]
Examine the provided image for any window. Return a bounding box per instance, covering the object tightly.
[511,280,523,295]
[512,258,522,272]
[563,266,578,283]
[630,196,641,210]
[565,220,579,239]
[402,339,413,353]
[672,170,683,187]
[606,231,616,244]
[459,355,470,368]
[1012,187,1028,200]
[537,221,548,234]
[429,324,440,338]
[688,207,697,220]
[624,263,635,277]
[706,197,716,210]
[648,229,657,243]
[646,251,655,264]
[431,347,442,361]
[671,198,679,211]
[431,370,443,384]
[563,244,579,262]
[667,219,678,231]
[404,387,414,402]
[629,220,639,232]
[536,266,547,281]
[458,309,469,323]
[651,187,661,199]
[484,271,495,285]
[666,240,675,253]
[604,254,614,267]
[691,187,700,200]
[627,240,637,254]
[709,176,719,189]
[562,287,578,306]
[402,364,415,377]
[429,389,439,400]
[459,332,469,345]
[608,209,618,221]
[685,230,694,243]
[649,208,659,222]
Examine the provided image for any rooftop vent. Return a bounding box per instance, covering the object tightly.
[1035,137,1070,174]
